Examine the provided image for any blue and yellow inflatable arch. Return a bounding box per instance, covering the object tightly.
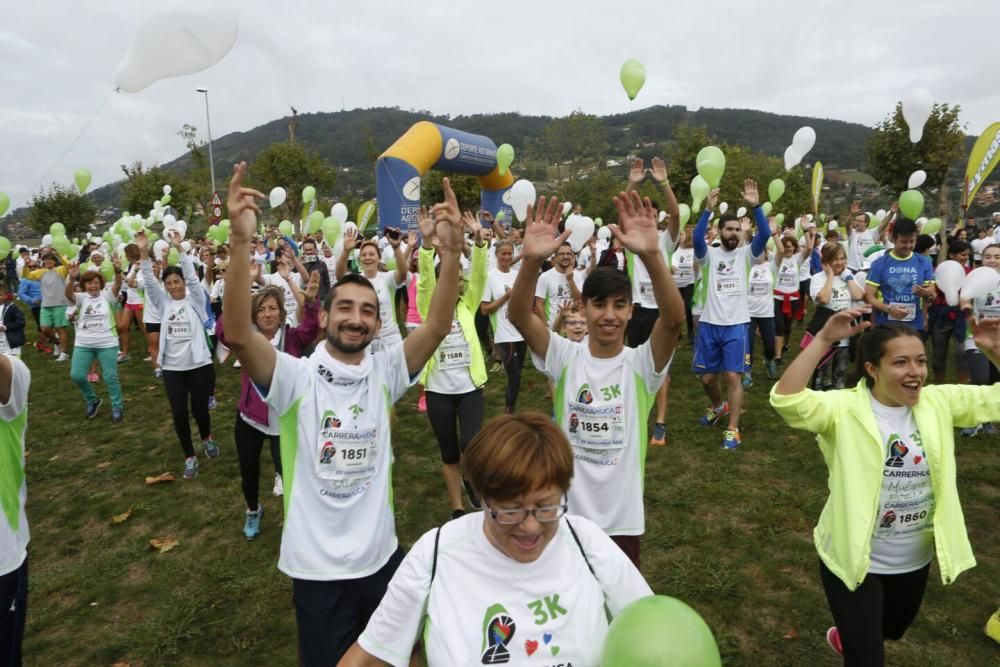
[375,122,515,232]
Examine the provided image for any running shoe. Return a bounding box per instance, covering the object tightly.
[56,352,68,362]
[417,393,427,413]
[208,395,217,411]
[233,359,242,368]
[462,478,481,509]
[722,428,741,450]
[142,355,152,362]
[765,359,778,379]
[960,424,983,438]
[53,344,61,357]
[489,361,503,373]
[774,357,784,368]
[699,402,730,427]
[273,473,284,497]
[153,368,163,379]
[117,352,129,362]
[986,608,1000,644]
[983,423,998,436]
[826,626,844,656]
[244,506,263,540]
[111,406,124,424]
[87,372,99,383]
[183,456,199,480]
[36,342,53,354]
[203,437,220,459]
[742,372,753,388]
[86,397,103,419]
[650,422,667,447]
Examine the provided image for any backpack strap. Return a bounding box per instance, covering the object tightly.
[565,518,612,622]
[430,526,442,586]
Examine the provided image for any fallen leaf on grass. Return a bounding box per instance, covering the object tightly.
[144,472,175,485]
[112,662,131,667]
[783,629,798,639]
[48,455,59,462]
[111,509,132,524]
[144,385,158,391]
[149,538,179,553]
[96,461,112,470]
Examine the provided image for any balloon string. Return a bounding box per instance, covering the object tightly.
[14,87,116,209]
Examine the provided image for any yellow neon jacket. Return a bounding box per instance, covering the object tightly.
[769,380,1000,590]
[416,243,488,389]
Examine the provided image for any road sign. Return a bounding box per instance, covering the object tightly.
[210,191,222,224]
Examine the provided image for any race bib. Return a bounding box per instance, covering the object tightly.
[566,401,625,451]
[888,302,917,322]
[166,309,192,340]
[749,280,770,297]
[80,302,107,332]
[315,425,378,483]
[830,287,852,312]
[638,280,656,308]
[715,278,739,296]
[778,270,798,290]
[438,322,470,370]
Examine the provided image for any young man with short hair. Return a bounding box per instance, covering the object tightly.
[509,191,684,568]
[864,217,936,333]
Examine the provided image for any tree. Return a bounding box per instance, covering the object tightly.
[421,172,481,213]
[26,184,97,237]
[119,162,194,220]
[866,103,965,196]
[248,141,337,222]
[177,123,212,216]
[530,111,609,180]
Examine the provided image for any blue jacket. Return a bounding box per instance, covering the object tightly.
[16,279,41,308]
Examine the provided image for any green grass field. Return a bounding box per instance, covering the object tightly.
[17,304,999,666]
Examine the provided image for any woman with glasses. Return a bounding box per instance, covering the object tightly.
[339,412,653,667]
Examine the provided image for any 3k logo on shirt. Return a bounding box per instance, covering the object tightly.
[480,599,567,665]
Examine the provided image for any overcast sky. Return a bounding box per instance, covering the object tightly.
[2,0,998,209]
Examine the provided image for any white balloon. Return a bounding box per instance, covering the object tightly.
[935,260,966,306]
[783,145,801,170]
[269,187,287,209]
[807,214,814,222]
[163,185,172,195]
[656,210,667,223]
[792,126,816,157]
[510,179,537,222]
[736,206,747,219]
[162,214,177,227]
[908,170,927,189]
[568,217,596,253]
[343,221,358,237]
[597,226,612,241]
[153,200,163,210]
[562,202,572,216]
[961,266,1000,303]
[41,234,53,247]
[875,209,886,221]
[114,8,239,93]
[180,241,192,253]
[829,221,839,230]
[902,88,934,143]
[719,202,728,215]
[331,202,349,223]
[153,239,169,259]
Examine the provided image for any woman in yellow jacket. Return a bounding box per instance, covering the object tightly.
[417,212,488,520]
[770,308,1000,665]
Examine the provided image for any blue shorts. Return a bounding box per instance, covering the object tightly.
[692,322,749,374]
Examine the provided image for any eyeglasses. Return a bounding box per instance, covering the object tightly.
[484,500,568,525]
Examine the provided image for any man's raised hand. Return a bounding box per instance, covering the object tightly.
[741,179,760,207]
[226,162,265,242]
[650,157,669,184]
[611,191,659,256]
[628,158,646,184]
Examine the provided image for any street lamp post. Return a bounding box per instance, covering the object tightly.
[195,88,216,196]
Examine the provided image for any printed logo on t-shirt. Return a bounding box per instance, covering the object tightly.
[481,603,516,664]
[480,602,568,664]
[576,384,594,404]
[884,435,908,468]
[715,259,735,275]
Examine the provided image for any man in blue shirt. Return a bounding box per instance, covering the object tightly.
[864,217,935,331]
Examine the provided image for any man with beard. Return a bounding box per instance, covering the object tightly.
[534,242,585,330]
[223,162,465,666]
[691,181,770,450]
[298,238,331,304]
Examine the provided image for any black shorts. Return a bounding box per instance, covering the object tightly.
[627,306,658,347]
[145,322,161,334]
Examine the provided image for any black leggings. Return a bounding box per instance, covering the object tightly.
[425,389,484,464]
[494,341,527,413]
[748,316,776,364]
[234,414,282,511]
[162,364,215,458]
[0,557,27,667]
[678,284,695,339]
[819,559,930,667]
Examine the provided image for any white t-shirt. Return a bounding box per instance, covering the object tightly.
[774,255,802,297]
[535,268,586,329]
[747,264,775,318]
[484,268,522,345]
[0,355,30,576]
[630,230,677,308]
[358,513,652,667]
[964,285,1000,351]
[425,319,477,394]
[263,272,302,327]
[697,244,758,326]
[262,342,413,580]
[868,398,935,574]
[848,228,879,271]
[810,272,853,313]
[161,299,208,371]
[73,292,119,349]
[671,247,695,288]
[543,335,668,535]
[367,270,406,350]
[139,272,162,324]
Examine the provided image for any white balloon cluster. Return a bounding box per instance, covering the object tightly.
[783,126,816,170]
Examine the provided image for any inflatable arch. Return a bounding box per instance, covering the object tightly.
[375,121,515,233]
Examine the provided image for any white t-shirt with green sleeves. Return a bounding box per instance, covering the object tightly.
[542,335,669,536]
[261,342,414,580]
[358,512,652,667]
[73,292,119,349]
[0,355,30,577]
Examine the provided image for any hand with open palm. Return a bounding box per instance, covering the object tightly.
[610,190,659,257]
[521,197,568,261]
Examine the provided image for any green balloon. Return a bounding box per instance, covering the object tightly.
[820,213,827,223]
[594,217,603,227]
[696,146,726,188]
[220,219,230,230]
[0,237,10,256]
[775,213,785,227]
[496,143,515,176]
[690,175,710,212]
[308,210,325,234]
[899,189,924,220]
[762,202,773,216]
[302,186,316,204]
[167,248,180,266]
[103,232,113,243]
[74,168,92,193]
[678,203,692,226]
[50,222,66,236]
[619,58,646,101]
[53,236,71,256]
[922,217,942,235]
[279,219,295,236]
[602,596,722,667]
[0,192,9,217]
[768,178,785,204]
[321,217,341,246]
[767,237,777,252]
[160,194,172,206]
[99,261,115,281]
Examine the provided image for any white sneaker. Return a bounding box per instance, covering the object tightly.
[53,344,61,357]
[56,352,68,362]
[233,359,242,368]
[273,473,284,497]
